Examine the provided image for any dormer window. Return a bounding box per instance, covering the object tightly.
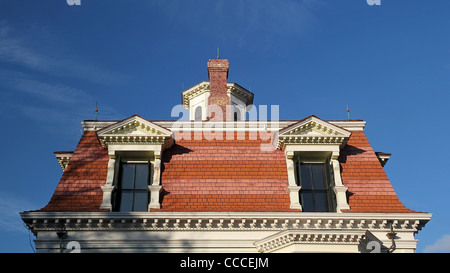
[97,115,173,211]
[113,161,151,212]
[295,158,336,212]
[278,116,352,212]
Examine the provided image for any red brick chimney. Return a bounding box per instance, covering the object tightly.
[207,58,230,121]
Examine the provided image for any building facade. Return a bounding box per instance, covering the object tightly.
[21,58,431,253]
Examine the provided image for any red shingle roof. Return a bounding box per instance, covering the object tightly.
[339,131,415,213]
[36,122,418,214]
[157,132,292,212]
[39,131,108,212]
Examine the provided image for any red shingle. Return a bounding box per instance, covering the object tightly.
[340,131,417,213]
[39,131,109,212]
[36,122,417,214]
[157,132,291,211]
[157,194,291,212]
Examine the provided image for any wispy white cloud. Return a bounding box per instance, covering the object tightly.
[0,192,37,235]
[423,235,450,253]
[3,74,89,104]
[0,22,128,85]
[145,0,322,50]
[0,24,49,69]
[0,68,119,125]
[0,22,122,129]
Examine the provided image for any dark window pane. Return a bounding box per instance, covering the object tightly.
[300,191,314,212]
[298,162,334,212]
[311,164,326,190]
[115,162,150,212]
[300,164,313,190]
[119,191,133,212]
[134,164,149,190]
[133,191,148,212]
[121,164,135,189]
[234,108,241,121]
[314,191,328,212]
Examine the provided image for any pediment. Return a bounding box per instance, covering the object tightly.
[254,229,365,253]
[97,115,172,147]
[277,116,351,147]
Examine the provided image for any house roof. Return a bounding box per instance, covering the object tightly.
[339,131,415,213]
[158,131,291,212]
[39,131,109,212]
[36,116,419,214]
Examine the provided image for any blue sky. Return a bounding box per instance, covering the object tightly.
[0,0,449,253]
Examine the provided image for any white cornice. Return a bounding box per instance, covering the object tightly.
[81,120,367,133]
[97,115,171,136]
[329,121,366,131]
[181,82,254,109]
[227,83,254,105]
[82,121,116,132]
[165,121,293,132]
[21,211,431,235]
[96,115,173,148]
[54,152,73,171]
[182,81,210,109]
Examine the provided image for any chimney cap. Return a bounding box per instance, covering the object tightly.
[208,58,229,65]
[207,58,229,79]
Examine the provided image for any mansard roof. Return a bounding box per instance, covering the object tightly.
[36,116,418,214]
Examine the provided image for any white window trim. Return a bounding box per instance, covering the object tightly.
[285,151,302,210]
[284,147,350,213]
[279,116,352,213]
[100,148,164,211]
[97,115,173,211]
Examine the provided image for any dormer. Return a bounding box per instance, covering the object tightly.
[96,115,173,211]
[277,115,352,212]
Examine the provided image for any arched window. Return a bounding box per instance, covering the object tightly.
[194,106,202,121]
[234,107,241,121]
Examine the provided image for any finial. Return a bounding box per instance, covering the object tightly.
[346,104,350,120]
[95,102,98,121]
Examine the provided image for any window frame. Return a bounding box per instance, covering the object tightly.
[112,156,153,212]
[295,155,336,213]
